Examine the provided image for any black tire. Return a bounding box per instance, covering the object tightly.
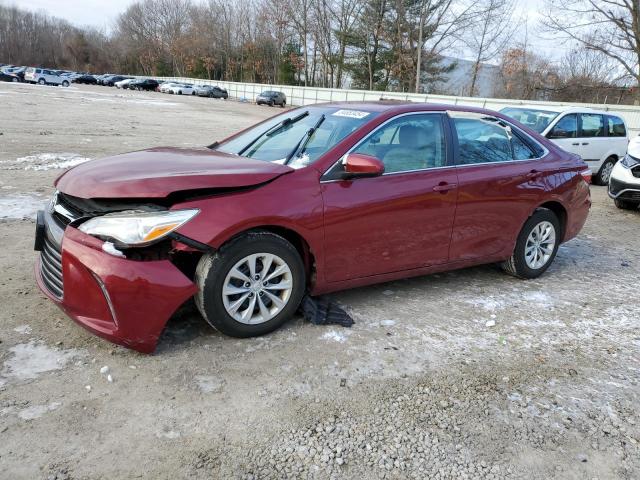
[195,231,305,337]
[62,80,69,87]
[614,198,639,210]
[501,209,561,279]
[594,157,616,185]
[268,100,274,107]
[12,77,18,83]
[38,78,45,85]
[281,100,286,108]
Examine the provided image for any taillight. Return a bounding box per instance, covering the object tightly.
[580,168,592,184]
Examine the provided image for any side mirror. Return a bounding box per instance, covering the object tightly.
[342,153,385,178]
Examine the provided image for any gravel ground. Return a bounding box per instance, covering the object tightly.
[0,82,638,480]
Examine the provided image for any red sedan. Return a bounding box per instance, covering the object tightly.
[35,102,591,352]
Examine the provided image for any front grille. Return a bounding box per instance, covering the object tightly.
[52,192,84,227]
[619,190,640,201]
[40,235,63,298]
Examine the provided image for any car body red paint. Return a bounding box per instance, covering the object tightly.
[36,102,591,353]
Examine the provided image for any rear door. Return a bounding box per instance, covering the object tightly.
[605,115,629,158]
[578,113,608,168]
[321,112,458,282]
[449,111,549,262]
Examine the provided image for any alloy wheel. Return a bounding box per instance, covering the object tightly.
[524,221,556,269]
[600,161,614,184]
[222,253,293,325]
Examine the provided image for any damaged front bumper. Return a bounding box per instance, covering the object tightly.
[34,208,198,353]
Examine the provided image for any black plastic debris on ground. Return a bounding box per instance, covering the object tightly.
[300,295,354,327]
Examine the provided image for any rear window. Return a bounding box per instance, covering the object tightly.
[606,115,626,137]
[500,107,559,133]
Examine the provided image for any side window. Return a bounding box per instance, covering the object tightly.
[352,114,446,173]
[579,113,604,137]
[548,114,577,139]
[511,134,537,160]
[606,116,626,137]
[453,117,512,164]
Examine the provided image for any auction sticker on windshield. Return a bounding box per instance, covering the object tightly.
[331,109,370,119]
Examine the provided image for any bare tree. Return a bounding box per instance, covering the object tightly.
[543,0,640,102]
[462,0,518,96]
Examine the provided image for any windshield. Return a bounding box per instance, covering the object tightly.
[500,107,560,133]
[217,106,377,168]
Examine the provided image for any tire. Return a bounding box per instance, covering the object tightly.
[195,231,305,337]
[177,90,182,95]
[12,77,18,83]
[501,209,561,279]
[62,80,69,87]
[268,100,274,107]
[614,198,639,210]
[281,100,286,108]
[38,78,45,85]
[594,157,616,185]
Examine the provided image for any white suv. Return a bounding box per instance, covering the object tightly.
[609,135,640,210]
[24,67,71,87]
[501,106,628,185]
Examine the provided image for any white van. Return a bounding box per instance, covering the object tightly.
[24,67,70,87]
[501,106,629,185]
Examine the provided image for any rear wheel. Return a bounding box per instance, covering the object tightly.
[281,100,286,108]
[614,198,639,210]
[195,231,305,337]
[594,157,616,185]
[501,209,560,279]
[61,80,69,87]
[38,78,45,85]
[268,100,274,107]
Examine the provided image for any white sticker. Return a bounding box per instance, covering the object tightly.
[332,109,371,119]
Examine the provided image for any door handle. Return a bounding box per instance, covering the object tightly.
[571,142,580,146]
[581,142,589,146]
[433,182,457,193]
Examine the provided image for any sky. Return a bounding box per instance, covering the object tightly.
[13,0,136,31]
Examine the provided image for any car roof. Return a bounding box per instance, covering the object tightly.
[307,100,516,117]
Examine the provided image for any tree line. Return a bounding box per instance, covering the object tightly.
[0,0,637,103]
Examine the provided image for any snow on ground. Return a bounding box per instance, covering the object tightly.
[0,153,92,171]
[0,193,47,220]
[17,402,61,420]
[0,341,83,384]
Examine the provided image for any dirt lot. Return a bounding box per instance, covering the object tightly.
[0,82,639,480]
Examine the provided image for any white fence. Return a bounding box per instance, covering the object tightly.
[154,76,640,135]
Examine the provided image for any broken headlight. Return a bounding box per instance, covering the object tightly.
[78,209,199,247]
[621,154,640,169]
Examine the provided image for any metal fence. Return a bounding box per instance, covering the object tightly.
[153,76,640,135]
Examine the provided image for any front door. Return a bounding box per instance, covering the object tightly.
[321,112,458,282]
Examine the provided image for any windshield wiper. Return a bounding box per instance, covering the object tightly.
[284,114,326,165]
[239,111,309,157]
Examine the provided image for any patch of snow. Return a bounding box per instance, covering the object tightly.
[0,341,82,383]
[380,319,396,327]
[18,402,61,420]
[13,325,32,335]
[195,375,225,393]
[156,430,181,439]
[321,330,348,343]
[99,366,109,375]
[485,319,496,328]
[6,153,92,171]
[0,194,46,220]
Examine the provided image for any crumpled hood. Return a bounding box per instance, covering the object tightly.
[55,147,293,199]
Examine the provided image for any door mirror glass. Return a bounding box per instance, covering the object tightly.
[343,153,385,178]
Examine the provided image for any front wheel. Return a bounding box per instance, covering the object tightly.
[594,157,616,185]
[61,80,69,87]
[614,198,639,210]
[38,78,46,85]
[195,231,305,337]
[281,100,286,108]
[501,209,560,279]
